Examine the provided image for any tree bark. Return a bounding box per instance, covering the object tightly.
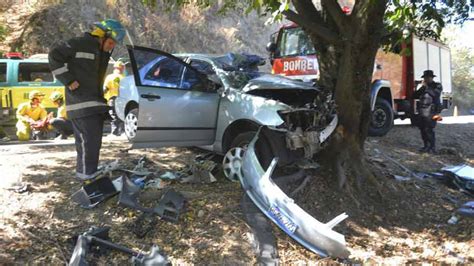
[289,0,388,189]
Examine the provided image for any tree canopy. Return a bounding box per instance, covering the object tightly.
[143,0,473,50]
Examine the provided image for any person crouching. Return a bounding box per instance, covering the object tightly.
[16,90,49,141]
[49,91,73,140]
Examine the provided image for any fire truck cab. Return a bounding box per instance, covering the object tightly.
[267,24,452,136]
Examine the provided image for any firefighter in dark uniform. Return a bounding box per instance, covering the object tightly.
[48,19,126,181]
[413,70,442,153]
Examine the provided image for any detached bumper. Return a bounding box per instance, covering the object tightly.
[240,132,350,258]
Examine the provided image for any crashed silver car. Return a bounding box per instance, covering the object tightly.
[115,46,338,180]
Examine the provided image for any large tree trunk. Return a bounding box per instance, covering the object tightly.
[286,0,388,189]
[317,37,380,189]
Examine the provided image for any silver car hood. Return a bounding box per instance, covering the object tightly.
[240,129,350,259]
[242,74,318,93]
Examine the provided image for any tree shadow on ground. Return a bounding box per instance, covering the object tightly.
[2,143,256,264]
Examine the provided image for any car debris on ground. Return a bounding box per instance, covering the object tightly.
[241,194,279,265]
[441,165,474,195]
[240,132,350,259]
[118,176,186,223]
[71,154,218,209]
[69,226,169,266]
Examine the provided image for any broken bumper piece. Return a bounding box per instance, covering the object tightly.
[71,177,119,209]
[240,133,350,258]
[118,176,185,222]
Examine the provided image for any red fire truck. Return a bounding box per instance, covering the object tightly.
[266,23,452,136]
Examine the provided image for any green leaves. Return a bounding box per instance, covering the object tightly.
[383,0,473,53]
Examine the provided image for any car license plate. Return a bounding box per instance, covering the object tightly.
[269,205,297,233]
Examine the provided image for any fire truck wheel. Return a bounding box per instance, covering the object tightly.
[368,98,394,137]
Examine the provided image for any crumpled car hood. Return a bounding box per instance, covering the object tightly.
[242,74,318,93]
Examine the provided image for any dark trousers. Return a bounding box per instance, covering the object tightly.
[50,118,73,137]
[71,114,104,179]
[418,116,436,149]
[108,97,124,136]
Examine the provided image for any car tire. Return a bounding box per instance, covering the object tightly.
[230,131,274,169]
[124,108,138,141]
[368,98,394,137]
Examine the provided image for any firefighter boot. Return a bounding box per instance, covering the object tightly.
[418,129,430,153]
[427,131,436,154]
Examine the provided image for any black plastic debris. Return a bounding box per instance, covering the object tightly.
[458,201,474,218]
[71,177,118,209]
[7,183,32,194]
[155,189,186,223]
[442,165,474,195]
[69,227,169,266]
[118,176,185,222]
[241,194,279,265]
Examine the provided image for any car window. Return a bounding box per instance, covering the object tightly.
[144,57,184,88]
[181,67,205,90]
[18,63,54,82]
[0,63,6,82]
[131,49,190,89]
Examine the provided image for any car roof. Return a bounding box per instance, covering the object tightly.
[175,53,226,61]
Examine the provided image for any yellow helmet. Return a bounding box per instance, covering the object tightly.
[50,91,64,102]
[113,60,125,69]
[29,90,45,100]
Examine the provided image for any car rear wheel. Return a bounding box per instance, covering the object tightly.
[124,108,138,141]
[223,131,274,182]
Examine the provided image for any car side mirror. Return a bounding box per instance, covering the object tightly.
[266,42,277,53]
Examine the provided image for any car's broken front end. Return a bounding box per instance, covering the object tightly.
[241,75,338,160]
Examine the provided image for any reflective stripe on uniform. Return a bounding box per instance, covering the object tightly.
[75,52,95,60]
[79,133,86,175]
[66,101,107,112]
[52,65,69,76]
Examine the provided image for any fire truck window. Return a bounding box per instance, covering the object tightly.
[279,28,316,57]
[0,63,6,82]
[18,63,54,82]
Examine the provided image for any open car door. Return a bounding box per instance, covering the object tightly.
[128,46,220,148]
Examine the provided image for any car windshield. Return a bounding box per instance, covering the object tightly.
[212,53,265,89]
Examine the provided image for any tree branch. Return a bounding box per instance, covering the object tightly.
[321,0,348,34]
[282,9,340,44]
[292,0,322,22]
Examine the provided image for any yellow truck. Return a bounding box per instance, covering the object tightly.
[0,53,64,125]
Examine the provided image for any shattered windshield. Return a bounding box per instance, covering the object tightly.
[212,53,266,89]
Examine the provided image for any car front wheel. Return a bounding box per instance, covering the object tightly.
[223,131,274,182]
[124,108,138,141]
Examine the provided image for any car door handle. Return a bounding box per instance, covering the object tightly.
[141,94,161,100]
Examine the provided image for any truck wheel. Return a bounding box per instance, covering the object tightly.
[124,108,138,141]
[222,131,274,181]
[368,98,394,137]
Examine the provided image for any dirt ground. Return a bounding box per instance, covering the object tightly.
[0,119,473,264]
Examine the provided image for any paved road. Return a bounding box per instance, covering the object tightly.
[394,115,474,125]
